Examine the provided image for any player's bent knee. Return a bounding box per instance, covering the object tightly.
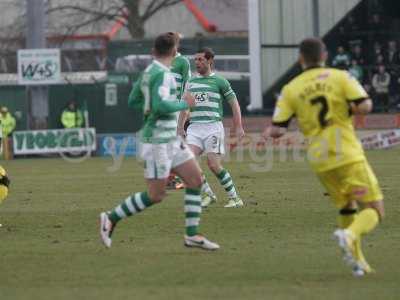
[148,190,166,203]
[185,175,203,189]
[374,205,385,221]
[364,201,385,221]
[193,176,203,188]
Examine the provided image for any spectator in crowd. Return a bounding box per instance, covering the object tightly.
[61,100,83,128]
[371,42,386,66]
[350,44,366,66]
[0,106,16,160]
[384,41,400,104]
[332,46,351,69]
[0,107,16,137]
[349,59,364,83]
[372,65,391,112]
[386,40,399,65]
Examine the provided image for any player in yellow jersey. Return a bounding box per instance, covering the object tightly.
[263,38,384,277]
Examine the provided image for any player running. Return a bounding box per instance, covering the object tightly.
[264,37,384,276]
[178,47,245,208]
[100,32,219,251]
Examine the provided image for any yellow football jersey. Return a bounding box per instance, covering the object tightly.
[273,67,368,172]
[0,165,8,203]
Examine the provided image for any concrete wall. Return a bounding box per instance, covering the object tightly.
[260,0,361,92]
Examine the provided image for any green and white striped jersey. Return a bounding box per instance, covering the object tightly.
[171,53,191,100]
[128,60,188,144]
[187,73,236,123]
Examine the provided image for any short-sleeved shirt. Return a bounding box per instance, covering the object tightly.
[128,60,186,144]
[187,73,236,123]
[272,67,369,172]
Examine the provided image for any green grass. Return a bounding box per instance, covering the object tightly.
[0,148,399,300]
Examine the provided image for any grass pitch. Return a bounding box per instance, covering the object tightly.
[0,148,399,300]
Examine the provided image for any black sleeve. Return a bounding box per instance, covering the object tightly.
[348,97,369,106]
[272,117,292,128]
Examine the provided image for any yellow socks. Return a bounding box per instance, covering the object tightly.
[347,208,379,239]
[337,209,367,264]
[337,211,356,229]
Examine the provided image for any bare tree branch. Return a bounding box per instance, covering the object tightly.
[47,4,123,18]
[0,0,184,40]
[146,0,161,16]
[64,13,112,36]
[142,0,182,21]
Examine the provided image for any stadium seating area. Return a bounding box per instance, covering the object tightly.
[328,1,400,112]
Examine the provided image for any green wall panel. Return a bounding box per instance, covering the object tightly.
[48,83,143,134]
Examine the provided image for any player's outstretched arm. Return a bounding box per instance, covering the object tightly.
[154,97,189,114]
[229,98,245,140]
[154,90,196,115]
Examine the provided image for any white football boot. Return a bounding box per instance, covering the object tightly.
[99,212,115,248]
[201,194,217,208]
[184,235,220,250]
[333,229,359,270]
[224,197,244,208]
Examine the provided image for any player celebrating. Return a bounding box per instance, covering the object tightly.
[100,32,219,251]
[178,47,245,208]
[167,32,191,190]
[264,38,384,276]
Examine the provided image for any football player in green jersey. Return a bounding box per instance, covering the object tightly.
[167,32,192,190]
[178,47,245,208]
[100,33,219,251]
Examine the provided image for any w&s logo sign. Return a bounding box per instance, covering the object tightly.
[18,49,61,85]
[21,60,58,81]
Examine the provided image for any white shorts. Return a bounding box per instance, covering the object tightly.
[139,137,194,179]
[186,122,225,154]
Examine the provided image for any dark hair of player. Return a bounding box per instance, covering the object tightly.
[153,32,177,57]
[197,47,215,61]
[167,32,180,44]
[299,38,326,66]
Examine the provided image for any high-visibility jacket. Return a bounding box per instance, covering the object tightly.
[61,109,83,128]
[0,113,16,137]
